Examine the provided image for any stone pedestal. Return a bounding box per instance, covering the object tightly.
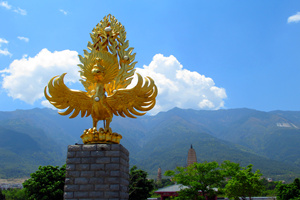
[64,144,129,200]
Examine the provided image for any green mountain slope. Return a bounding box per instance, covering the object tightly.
[0,107,299,182]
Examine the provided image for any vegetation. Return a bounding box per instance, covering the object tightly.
[276,178,300,200]
[23,165,66,200]
[129,165,154,200]
[1,188,27,200]
[165,161,231,200]
[165,161,267,200]
[224,164,264,200]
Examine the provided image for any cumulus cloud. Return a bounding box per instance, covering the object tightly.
[288,12,300,23]
[1,48,80,104]
[59,9,68,15]
[0,1,26,15]
[17,36,29,42]
[134,54,227,115]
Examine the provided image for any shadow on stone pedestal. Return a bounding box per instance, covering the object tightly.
[64,144,129,200]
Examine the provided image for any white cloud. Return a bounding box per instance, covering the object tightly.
[0,38,11,56]
[0,1,11,9]
[0,1,26,15]
[134,54,227,115]
[59,9,68,15]
[0,49,12,56]
[0,38,8,46]
[288,12,300,23]
[17,36,29,42]
[1,48,80,104]
[13,7,26,15]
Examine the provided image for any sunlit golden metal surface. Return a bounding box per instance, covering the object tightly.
[44,14,157,144]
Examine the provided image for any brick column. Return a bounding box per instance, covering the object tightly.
[64,144,129,200]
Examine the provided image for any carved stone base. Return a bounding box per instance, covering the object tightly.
[64,144,129,200]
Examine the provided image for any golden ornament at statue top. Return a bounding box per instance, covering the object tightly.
[44,14,157,144]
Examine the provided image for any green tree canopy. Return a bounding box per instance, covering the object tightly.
[224,164,264,200]
[129,165,154,200]
[23,165,66,200]
[165,161,229,200]
[276,178,300,200]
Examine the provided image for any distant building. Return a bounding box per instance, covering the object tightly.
[157,167,162,183]
[187,144,197,166]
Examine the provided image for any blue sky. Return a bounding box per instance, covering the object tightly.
[1,0,300,114]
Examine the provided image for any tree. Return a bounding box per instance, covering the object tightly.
[23,165,66,200]
[276,178,300,200]
[0,189,5,200]
[224,164,264,200]
[2,188,28,200]
[129,165,154,200]
[165,161,227,200]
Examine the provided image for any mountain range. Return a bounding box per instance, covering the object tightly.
[0,107,299,182]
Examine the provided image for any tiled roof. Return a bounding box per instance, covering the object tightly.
[155,184,189,193]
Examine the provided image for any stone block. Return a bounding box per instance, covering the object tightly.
[66,157,81,164]
[95,184,109,190]
[105,177,119,184]
[97,144,110,151]
[95,171,110,177]
[111,144,121,150]
[110,184,119,191]
[82,144,97,151]
[111,157,120,163]
[105,151,120,157]
[64,184,79,191]
[110,170,120,177]
[67,151,76,158]
[81,157,96,163]
[66,171,80,178]
[89,191,104,197]
[74,191,89,198]
[80,171,95,178]
[104,191,119,198]
[76,151,90,157]
[66,164,76,171]
[76,164,90,171]
[75,177,89,184]
[65,178,74,184]
[68,145,82,151]
[105,163,120,171]
[90,164,105,170]
[89,177,104,184]
[90,150,105,157]
[79,184,94,191]
[96,157,110,164]
[64,192,74,198]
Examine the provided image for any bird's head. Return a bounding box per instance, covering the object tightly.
[92,61,105,82]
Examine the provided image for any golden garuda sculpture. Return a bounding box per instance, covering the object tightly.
[44,14,157,144]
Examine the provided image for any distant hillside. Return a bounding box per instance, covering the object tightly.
[0,107,300,182]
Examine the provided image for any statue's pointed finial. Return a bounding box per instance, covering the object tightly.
[191,144,193,149]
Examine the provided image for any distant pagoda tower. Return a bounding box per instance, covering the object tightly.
[187,144,197,166]
[157,167,162,183]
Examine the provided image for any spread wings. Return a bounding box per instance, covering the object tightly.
[44,73,93,118]
[107,73,157,118]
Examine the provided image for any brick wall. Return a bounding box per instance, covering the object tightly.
[64,144,129,200]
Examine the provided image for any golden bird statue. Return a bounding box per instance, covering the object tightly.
[44,14,157,144]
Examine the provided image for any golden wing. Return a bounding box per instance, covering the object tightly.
[107,73,158,118]
[44,73,93,118]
